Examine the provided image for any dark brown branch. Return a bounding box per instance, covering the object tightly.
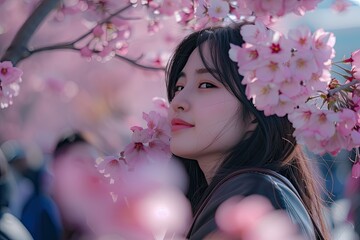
[27,44,165,71]
[1,0,61,65]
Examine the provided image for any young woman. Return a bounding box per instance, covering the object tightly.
[166,24,329,239]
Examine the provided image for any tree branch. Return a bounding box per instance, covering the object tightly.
[69,3,134,45]
[328,79,360,96]
[1,0,61,65]
[114,54,165,71]
[26,43,165,71]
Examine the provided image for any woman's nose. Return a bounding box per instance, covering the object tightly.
[170,92,190,112]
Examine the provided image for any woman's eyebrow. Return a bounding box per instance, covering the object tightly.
[179,68,217,77]
[196,68,210,74]
[196,68,217,74]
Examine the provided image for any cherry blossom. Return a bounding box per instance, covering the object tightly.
[0,61,22,109]
[215,195,305,240]
[207,0,230,19]
[331,0,351,12]
[288,26,312,51]
[350,49,360,79]
[227,22,360,157]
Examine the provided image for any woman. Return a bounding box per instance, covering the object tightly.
[166,24,329,239]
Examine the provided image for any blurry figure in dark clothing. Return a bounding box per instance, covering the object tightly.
[0,141,33,218]
[51,131,99,240]
[0,149,33,240]
[20,167,62,240]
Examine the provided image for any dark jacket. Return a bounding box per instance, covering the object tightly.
[187,169,321,240]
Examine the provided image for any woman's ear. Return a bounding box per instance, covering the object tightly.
[243,113,258,140]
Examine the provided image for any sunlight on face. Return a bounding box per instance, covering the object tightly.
[169,44,253,168]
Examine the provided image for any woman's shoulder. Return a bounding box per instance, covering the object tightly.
[188,170,316,239]
[212,170,295,207]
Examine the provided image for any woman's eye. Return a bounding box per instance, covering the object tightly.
[174,85,184,92]
[199,82,216,89]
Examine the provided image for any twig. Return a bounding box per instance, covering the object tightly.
[114,54,165,71]
[1,0,61,65]
[69,3,134,45]
[328,79,360,96]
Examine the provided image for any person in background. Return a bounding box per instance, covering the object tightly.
[0,140,33,219]
[51,131,99,240]
[0,149,33,240]
[20,166,63,240]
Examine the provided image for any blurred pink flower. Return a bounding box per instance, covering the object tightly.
[158,0,181,16]
[96,155,128,182]
[80,46,93,58]
[215,195,305,240]
[152,97,169,116]
[92,24,104,37]
[207,0,230,19]
[331,0,351,12]
[337,109,357,136]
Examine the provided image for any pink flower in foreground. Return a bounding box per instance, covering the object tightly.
[96,155,128,182]
[215,195,304,240]
[87,161,191,239]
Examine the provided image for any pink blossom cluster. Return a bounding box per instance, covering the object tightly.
[55,1,131,61]
[0,61,22,109]
[229,22,360,157]
[173,0,322,30]
[79,20,131,61]
[90,98,191,238]
[97,97,171,177]
[57,0,125,20]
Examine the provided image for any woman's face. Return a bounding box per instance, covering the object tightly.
[169,44,254,165]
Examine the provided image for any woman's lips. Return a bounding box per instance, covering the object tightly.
[171,118,194,132]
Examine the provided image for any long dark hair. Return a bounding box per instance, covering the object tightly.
[166,24,329,238]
